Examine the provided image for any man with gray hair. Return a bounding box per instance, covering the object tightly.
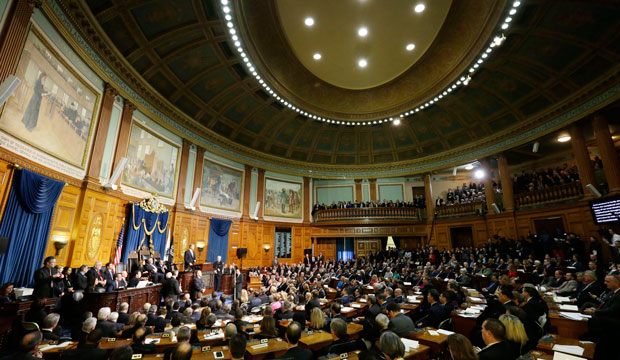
[96,307,117,337]
[327,318,365,354]
[379,331,406,360]
[572,270,602,308]
[584,274,620,359]
[87,261,107,291]
[41,313,61,341]
[121,314,150,338]
[78,317,97,346]
[163,326,192,359]
[375,313,389,332]
[213,323,237,347]
[109,312,124,332]
[118,302,130,324]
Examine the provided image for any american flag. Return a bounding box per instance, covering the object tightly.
[113,223,125,266]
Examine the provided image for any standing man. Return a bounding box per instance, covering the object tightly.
[184,244,196,270]
[162,271,182,300]
[102,263,115,284]
[272,256,279,269]
[235,268,243,301]
[33,256,61,299]
[191,270,205,301]
[87,261,107,292]
[214,255,223,292]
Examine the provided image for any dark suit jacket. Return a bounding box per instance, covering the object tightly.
[41,329,60,341]
[102,269,114,283]
[96,320,119,338]
[421,302,449,328]
[127,277,140,288]
[478,341,513,360]
[305,298,321,319]
[191,277,205,300]
[105,280,124,292]
[117,312,130,324]
[60,344,108,360]
[277,345,313,360]
[33,267,56,299]
[388,313,415,337]
[154,317,168,333]
[589,289,620,337]
[162,278,181,299]
[72,272,88,291]
[184,250,196,268]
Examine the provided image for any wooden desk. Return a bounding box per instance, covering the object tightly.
[98,338,132,350]
[347,323,364,339]
[299,329,334,351]
[326,287,338,300]
[84,284,162,314]
[142,346,232,360]
[245,338,288,360]
[39,341,77,359]
[363,286,375,295]
[326,346,431,360]
[450,312,478,337]
[409,328,448,359]
[221,274,233,295]
[537,335,596,360]
[548,311,589,338]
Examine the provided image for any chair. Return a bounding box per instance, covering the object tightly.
[438,318,452,330]
[22,321,40,332]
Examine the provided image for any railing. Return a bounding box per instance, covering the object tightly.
[314,207,421,222]
[515,182,583,208]
[435,200,485,217]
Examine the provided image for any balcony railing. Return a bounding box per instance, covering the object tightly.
[435,200,485,217]
[515,182,583,208]
[314,207,421,222]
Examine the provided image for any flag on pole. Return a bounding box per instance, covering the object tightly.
[113,223,125,266]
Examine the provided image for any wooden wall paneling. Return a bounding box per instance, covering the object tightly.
[44,184,81,266]
[315,238,336,260]
[262,224,274,267]
[241,221,262,268]
[196,214,209,263]
[227,221,242,267]
[171,211,209,265]
[301,227,312,263]
[355,238,381,258]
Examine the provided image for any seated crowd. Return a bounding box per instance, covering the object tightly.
[312,196,426,213]
[512,164,580,194]
[435,182,486,206]
[1,230,619,360]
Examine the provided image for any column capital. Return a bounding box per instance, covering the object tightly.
[103,83,119,98]
[123,100,136,112]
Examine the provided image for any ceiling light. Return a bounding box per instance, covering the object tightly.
[313,53,322,60]
[393,119,401,126]
[474,170,485,179]
[304,17,314,27]
[406,43,416,51]
[509,9,517,15]
[465,164,474,170]
[501,23,509,30]
[557,135,571,142]
[513,1,521,7]
[358,59,368,68]
[463,76,471,86]
[414,3,426,13]
[358,27,368,37]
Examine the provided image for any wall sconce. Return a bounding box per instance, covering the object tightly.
[263,244,271,252]
[51,234,69,257]
[196,241,205,257]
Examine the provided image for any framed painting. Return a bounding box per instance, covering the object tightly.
[200,158,243,212]
[264,177,302,218]
[121,122,180,198]
[0,27,100,168]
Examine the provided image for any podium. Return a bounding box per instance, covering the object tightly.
[194,263,214,296]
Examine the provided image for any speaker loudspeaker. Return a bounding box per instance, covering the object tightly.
[532,141,539,153]
[0,75,20,107]
[586,184,602,198]
[0,237,8,255]
[236,248,247,258]
[250,202,261,220]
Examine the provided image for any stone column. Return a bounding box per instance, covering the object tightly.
[86,84,118,182]
[570,123,596,196]
[497,153,514,212]
[424,173,434,219]
[480,158,496,213]
[593,113,620,192]
[0,0,41,83]
[110,101,135,186]
[175,140,192,207]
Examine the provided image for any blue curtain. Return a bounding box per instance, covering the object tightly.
[337,237,355,262]
[0,169,64,287]
[122,203,169,263]
[207,219,232,263]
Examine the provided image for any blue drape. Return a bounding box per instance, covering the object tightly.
[207,219,232,263]
[0,169,64,287]
[122,203,169,263]
[337,237,355,262]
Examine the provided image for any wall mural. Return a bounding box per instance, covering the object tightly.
[0,28,100,168]
[122,122,180,198]
[264,177,302,218]
[200,158,243,212]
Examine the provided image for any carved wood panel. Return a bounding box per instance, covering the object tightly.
[44,184,81,266]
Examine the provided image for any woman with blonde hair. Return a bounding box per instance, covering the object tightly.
[499,314,528,358]
[447,333,477,360]
[127,311,140,327]
[309,307,325,331]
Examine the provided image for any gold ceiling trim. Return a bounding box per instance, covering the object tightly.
[48,0,620,179]
[237,0,506,120]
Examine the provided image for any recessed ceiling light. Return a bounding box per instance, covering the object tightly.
[406,43,416,51]
[358,59,368,68]
[474,169,485,179]
[313,53,322,60]
[304,17,314,27]
[357,27,368,37]
[393,119,401,126]
[557,135,571,142]
[464,164,474,170]
[414,3,426,13]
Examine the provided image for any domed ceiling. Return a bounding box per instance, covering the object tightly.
[62,0,620,176]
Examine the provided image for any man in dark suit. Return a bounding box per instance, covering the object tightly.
[162,271,182,300]
[117,302,130,324]
[585,274,620,360]
[131,327,157,355]
[72,265,89,292]
[417,289,448,328]
[184,244,196,269]
[235,268,243,301]
[386,302,415,337]
[572,271,603,308]
[276,301,295,321]
[305,290,321,320]
[102,263,115,284]
[213,256,223,292]
[60,329,108,360]
[153,308,168,333]
[191,270,205,301]
[278,321,313,360]
[87,262,107,292]
[478,318,513,360]
[95,307,119,338]
[33,256,60,299]
[41,313,61,341]
[105,273,126,292]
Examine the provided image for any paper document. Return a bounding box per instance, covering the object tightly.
[552,344,585,356]
[39,341,73,352]
[437,329,454,335]
[554,296,571,303]
[401,338,419,352]
[428,330,440,336]
[403,282,411,285]
[553,352,585,360]
[559,304,579,311]
[352,304,362,308]
[341,307,354,312]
